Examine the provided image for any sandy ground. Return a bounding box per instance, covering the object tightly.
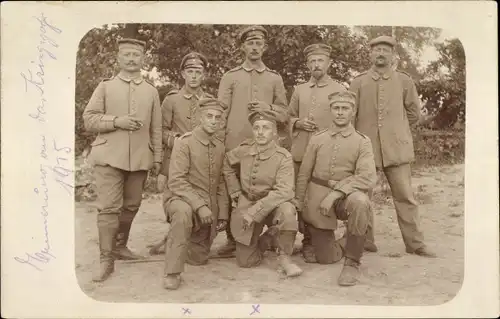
[75,164,464,306]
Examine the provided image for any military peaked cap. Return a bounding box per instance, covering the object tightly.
[180,52,208,70]
[117,38,146,51]
[198,98,226,113]
[248,109,278,125]
[369,35,397,48]
[304,43,332,58]
[238,25,268,43]
[329,91,357,106]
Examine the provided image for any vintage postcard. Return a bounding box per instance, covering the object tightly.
[1,1,498,318]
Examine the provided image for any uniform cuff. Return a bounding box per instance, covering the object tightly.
[290,118,300,137]
[102,115,117,131]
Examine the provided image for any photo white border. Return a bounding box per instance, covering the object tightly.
[1,1,498,318]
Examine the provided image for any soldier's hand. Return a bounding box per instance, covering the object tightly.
[230,191,241,208]
[248,100,270,112]
[242,213,254,230]
[295,118,318,132]
[197,206,214,225]
[216,219,228,232]
[151,163,161,176]
[114,115,143,131]
[319,191,344,217]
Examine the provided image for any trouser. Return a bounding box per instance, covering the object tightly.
[379,163,425,251]
[236,202,298,268]
[94,165,148,252]
[164,199,213,275]
[293,161,313,249]
[308,191,372,264]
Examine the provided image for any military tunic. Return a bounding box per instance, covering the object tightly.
[349,68,420,168]
[295,125,377,231]
[218,61,288,151]
[164,127,229,274]
[160,86,213,176]
[288,76,347,164]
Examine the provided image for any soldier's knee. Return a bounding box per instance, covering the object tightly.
[345,192,371,235]
[168,200,193,229]
[275,202,298,231]
[235,244,261,268]
[345,192,371,214]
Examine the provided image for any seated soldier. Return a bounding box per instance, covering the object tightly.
[162,98,229,290]
[223,108,303,277]
[295,91,377,286]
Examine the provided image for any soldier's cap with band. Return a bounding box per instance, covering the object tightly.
[180,52,208,70]
[117,38,146,52]
[198,97,226,113]
[304,43,332,59]
[329,91,357,107]
[248,109,278,125]
[238,25,268,43]
[369,35,397,48]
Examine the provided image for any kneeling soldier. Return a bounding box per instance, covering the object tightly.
[162,98,229,290]
[295,91,377,286]
[223,109,302,277]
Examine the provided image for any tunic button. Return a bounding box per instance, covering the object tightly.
[378,124,382,127]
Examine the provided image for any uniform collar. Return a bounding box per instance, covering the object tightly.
[248,140,278,160]
[117,71,144,84]
[308,75,332,88]
[329,124,354,137]
[180,86,204,100]
[369,67,393,80]
[193,126,216,146]
[242,60,267,73]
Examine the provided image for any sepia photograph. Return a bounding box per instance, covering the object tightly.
[74,23,466,305]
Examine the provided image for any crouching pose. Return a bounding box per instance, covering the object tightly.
[223,109,303,277]
[295,91,377,286]
[162,98,229,290]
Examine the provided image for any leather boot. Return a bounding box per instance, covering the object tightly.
[93,216,119,282]
[163,273,181,290]
[338,233,365,286]
[215,227,236,258]
[277,231,303,277]
[406,246,437,258]
[258,225,280,253]
[113,221,144,260]
[364,225,378,252]
[301,223,316,263]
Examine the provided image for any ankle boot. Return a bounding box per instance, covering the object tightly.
[216,227,236,257]
[93,216,119,282]
[277,231,303,277]
[338,232,365,286]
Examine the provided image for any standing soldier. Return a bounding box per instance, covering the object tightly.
[83,38,162,282]
[349,35,436,257]
[215,25,289,258]
[288,43,351,262]
[162,98,229,290]
[148,52,212,255]
[223,109,302,277]
[295,91,377,286]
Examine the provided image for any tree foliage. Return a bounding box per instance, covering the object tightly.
[75,23,465,155]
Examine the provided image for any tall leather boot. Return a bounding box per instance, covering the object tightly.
[216,225,236,258]
[277,231,303,277]
[93,214,119,282]
[301,223,316,263]
[338,233,365,286]
[113,215,143,260]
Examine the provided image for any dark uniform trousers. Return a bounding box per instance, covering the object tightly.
[307,191,372,264]
[236,202,298,268]
[94,165,148,241]
[164,199,214,275]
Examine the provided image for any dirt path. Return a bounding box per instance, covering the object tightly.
[75,164,464,305]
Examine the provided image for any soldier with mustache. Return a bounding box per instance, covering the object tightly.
[349,35,436,258]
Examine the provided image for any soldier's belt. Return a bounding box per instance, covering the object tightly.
[241,190,266,202]
[311,177,338,189]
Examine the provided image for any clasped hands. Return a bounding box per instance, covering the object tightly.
[114,115,143,131]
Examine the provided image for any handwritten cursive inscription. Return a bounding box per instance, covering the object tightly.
[14,13,71,272]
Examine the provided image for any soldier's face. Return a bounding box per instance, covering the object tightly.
[331,102,354,127]
[370,44,393,67]
[252,120,276,146]
[182,68,205,89]
[118,47,144,72]
[200,109,223,135]
[241,39,267,61]
[307,54,331,80]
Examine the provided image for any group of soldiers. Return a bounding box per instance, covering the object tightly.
[83,25,436,291]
